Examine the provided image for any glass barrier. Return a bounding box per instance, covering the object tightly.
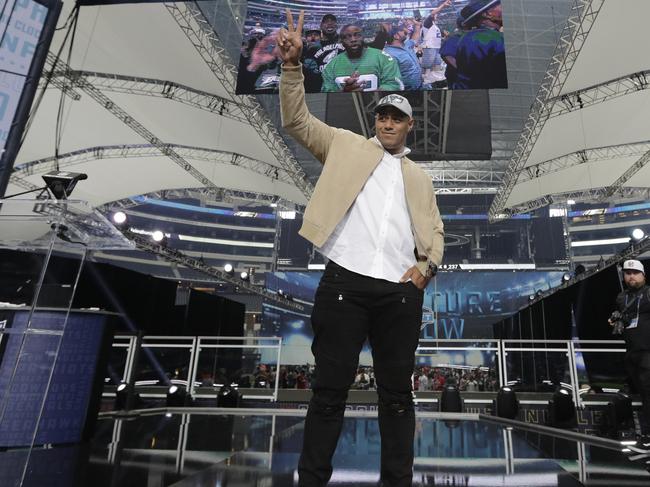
[191,336,282,401]
[105,336,631,409]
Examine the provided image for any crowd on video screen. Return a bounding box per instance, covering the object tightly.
[236,0,507,94]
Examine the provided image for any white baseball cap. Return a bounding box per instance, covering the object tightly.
[375,94,413,118]
[623,259,645,274]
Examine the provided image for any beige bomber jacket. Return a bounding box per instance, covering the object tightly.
[279,64,444,276]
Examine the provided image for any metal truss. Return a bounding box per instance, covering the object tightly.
[520,141,650,182]
[165,1,314,199]
[548,69,650,119]
[13,144,296,184]
[44,53,227,198]
[355,91,444,155]
[498,187,650,218]
[489,0,605,220]
[126,231,303,311]
[97,187,283,213]
[422,166,504,187]
[434,187,498,195]
[42,70,251,125]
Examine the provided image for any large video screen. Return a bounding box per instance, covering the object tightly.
[0,0,61,196]
[236,0,508,94]
[262,270,563,365]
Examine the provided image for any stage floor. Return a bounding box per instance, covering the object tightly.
[79,409,650,487]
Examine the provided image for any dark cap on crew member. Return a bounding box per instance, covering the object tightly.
[375,94,413,118]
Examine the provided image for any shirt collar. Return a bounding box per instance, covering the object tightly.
[371,136,411,158]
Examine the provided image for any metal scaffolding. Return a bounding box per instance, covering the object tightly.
[520,141,650,182]
[44,53,227,198]
[98,187,284,212]
[43,70,251,125]
[547,69,650,119]
[489,0,605,220]
[13,144,297,184]
[126,231,303,311]
[164,1,314,199]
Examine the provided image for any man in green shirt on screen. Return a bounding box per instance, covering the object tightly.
[321,24,403,92]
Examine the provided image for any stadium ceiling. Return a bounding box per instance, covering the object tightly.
[490,0,650,219]
[8,0,312,207]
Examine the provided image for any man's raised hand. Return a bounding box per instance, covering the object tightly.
[277,9,304,67]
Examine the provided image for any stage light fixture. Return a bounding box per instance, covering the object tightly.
[112,211,127,225]
[166,384,189,407]
[224,263,234,276]
[547,387,576,428]
[216,384,240,408]
[535,290,543,298]
[440,384,462,413]
[240,271,249,281]
[528,295,535,301]
[632,228,645,241]
[574,264,586,277]
[562,273,571,282]
[606,392,634,435]
[494,386,519,419]
[41,170,88,199]
[152,230,164,242]
[567,199,576,205]
[115,382,131,410]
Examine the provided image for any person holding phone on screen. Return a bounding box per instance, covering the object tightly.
[320,23,403,92]
[277,10,444,486]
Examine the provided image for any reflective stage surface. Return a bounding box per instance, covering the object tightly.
[5,411,650,486]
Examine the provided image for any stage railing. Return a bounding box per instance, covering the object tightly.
[106,336,628,407]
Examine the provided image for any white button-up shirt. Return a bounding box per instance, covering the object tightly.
[318,137,417,283]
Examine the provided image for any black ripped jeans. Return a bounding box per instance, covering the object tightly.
[298,261,424,487]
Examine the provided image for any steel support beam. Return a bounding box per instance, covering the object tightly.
[548,70,650,119]
[489,0,605,220]
[13,144,296,184]
[164,1,313,199]
[44,53,225,196]
[42,70,251,125]
[520,141,650,183]
[125,231,303,311]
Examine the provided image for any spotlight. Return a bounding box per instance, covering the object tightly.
[535,290,543,298]
[224,263,234,276]
[278,289,284,296]
[41,170,87,199]
[528,295,535,301]
[112,211,127,225]
[152,230,164,242]
[566,199,576,206]
[166,384,190,407]
[562,273,571,282]
[216,384,240,408]
[115,382,132,410]
[574,264,586,277]
[440,384,462,413]
[547,387,576,428]
[494,386,519,419]
[632,228,645,241]
[240,271,249,281]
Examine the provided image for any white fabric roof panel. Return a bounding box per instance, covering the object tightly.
[6,155,307,207]
[559,0,650,96]
[523,90,650,168]
[494,0,650,214]
[55,4,232,99]
[11,0,313,208]
[508,155,637,207]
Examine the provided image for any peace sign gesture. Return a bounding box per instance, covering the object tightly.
[277,9,304,67]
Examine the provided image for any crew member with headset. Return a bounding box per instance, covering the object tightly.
[610,259,650,447]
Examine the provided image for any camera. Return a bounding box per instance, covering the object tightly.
[609,310,627,335]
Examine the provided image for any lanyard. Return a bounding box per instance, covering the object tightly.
[625,292,642,323]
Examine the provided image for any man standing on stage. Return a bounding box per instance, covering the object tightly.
[277,10,444,486]
[611,259,650,448]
